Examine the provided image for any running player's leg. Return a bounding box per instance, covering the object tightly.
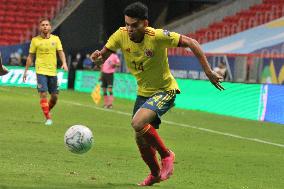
[132,108,170,159]
[133,91,176,183]
[49,93,58,111]
[37,74,51,124]
[47,75,59,111]
[136,135,160,172]
[133,96,161,186]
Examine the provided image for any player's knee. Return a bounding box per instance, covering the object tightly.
[131,118,144,132]
[40,92,48,99]
[131,119,137,130]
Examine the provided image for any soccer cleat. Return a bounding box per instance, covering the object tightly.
[138,173,161,186]
[45,119,53,126]
[160,150,175,181]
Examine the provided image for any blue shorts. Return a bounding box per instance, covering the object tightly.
[132,90,176,129]
[36,74,59,94]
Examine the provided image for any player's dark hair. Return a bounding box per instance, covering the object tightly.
[124,2,148,20]
[39,18,50,24]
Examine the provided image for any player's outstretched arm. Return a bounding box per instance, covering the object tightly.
[58,50,68,71]
[23,53,34,82]
[179,35,224,90]
[90,47,113,66]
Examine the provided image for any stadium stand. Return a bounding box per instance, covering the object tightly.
[202,17,284,54]
[0,0,67,46]
[190,0,284,44]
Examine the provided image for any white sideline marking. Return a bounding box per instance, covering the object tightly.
[1,87,283,148]
[61,100,284,149]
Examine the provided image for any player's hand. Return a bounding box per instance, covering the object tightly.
[23,71,27,82]
[206,71,225,91]
[90,50,103,64]
[61,64,69,72]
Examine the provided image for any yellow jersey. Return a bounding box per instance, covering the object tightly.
[105,27,180,97]
[29,34,63,76]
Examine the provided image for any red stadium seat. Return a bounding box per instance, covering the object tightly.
[184,0,283,44]
[0,0,62,45]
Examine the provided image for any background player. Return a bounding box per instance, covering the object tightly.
[23,19,68,126]
[100,53,121,108]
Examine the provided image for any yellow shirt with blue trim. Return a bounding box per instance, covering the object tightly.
[105,27,180,97]
[29,34,63,76]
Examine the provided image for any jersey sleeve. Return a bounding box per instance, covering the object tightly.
[105,29,122,52]
[56,36,63,51]
[29,38,36,54]
[155,29,181,48]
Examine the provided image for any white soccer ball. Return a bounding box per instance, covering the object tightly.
[64,125,94,154]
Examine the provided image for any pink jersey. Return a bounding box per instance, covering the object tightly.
[101,53,120,74]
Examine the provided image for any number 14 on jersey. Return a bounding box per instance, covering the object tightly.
[132,61,144,72]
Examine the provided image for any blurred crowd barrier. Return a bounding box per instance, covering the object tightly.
[168,49,284,85]
[73,70,284,125]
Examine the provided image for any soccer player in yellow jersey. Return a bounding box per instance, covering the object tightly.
[0,53,8,76]
[91,2,224,186]
[23,19,68,126]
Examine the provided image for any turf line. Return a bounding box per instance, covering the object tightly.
[1,87,282,148]
[61,100,284,149]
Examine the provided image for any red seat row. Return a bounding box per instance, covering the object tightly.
[189,1,284,44]
[0,0,62,46]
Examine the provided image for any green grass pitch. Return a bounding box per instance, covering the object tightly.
[0,86,283,189]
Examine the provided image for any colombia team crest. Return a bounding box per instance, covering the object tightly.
[144,49,154,57]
